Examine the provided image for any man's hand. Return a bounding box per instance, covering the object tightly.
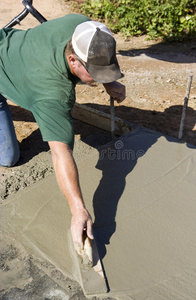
[71,208,94,250]
[103,81,126,103]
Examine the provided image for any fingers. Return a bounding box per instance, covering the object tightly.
[86,218,94,240]
[71,209,94,251]
[71,224,84,250]
[103,81,126,103]
[112,91,126,103]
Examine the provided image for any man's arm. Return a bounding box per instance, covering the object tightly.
[48,141,94,248]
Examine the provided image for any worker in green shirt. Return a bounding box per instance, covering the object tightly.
[0,14,125,249]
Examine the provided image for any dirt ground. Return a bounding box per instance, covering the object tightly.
[0,0,196,200]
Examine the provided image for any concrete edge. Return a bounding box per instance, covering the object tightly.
[72,103,136,136]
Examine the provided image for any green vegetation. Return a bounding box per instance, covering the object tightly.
[79,0,196,40]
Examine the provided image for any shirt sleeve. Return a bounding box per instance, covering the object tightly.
[31,99,74,150]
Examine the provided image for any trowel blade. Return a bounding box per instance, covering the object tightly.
[68,229,108,295]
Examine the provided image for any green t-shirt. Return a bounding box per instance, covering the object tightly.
[0,14,90,149]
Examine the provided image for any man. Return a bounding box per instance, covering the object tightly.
[0,14,125,249]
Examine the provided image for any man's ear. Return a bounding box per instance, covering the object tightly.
[68,54,77,71]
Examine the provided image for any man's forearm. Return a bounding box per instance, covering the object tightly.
[48,141,85,214]
[48,141,94,246]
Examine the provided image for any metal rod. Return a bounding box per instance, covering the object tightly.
[110,96,115,139]
[22,0,47,23]
[4,8,29,28]
[3,0,47,28]
[178,74,193,140]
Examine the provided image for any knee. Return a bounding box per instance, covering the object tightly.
[0,147,20,167]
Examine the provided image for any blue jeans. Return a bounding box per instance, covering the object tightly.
[0,94,20,166]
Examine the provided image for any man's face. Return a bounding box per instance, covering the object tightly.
[74,59,95,86]
[67,53,96,86]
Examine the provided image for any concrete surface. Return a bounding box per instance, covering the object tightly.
[1,128,196,299]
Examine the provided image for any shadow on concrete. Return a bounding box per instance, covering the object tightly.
[78,102,196,260]
[118,39,196,63]
[91,127,189,260]
[92,130,157,259]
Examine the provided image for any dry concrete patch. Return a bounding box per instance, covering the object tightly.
[1,128,196,299]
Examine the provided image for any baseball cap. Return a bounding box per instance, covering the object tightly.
[72,20,122,83]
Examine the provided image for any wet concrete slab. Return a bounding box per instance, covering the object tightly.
[1,128,196,299]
